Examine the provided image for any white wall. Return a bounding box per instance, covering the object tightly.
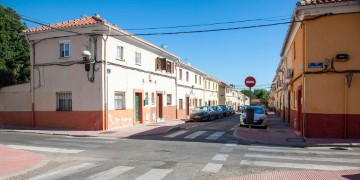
[0,83,31,111]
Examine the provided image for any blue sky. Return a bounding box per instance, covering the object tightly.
[1,0,298,90]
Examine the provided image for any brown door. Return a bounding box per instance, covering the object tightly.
[186,97,190,116]
[194,99,198,108]
[156,93,163,119]
[297,87,302,133]
[135,93,143,124]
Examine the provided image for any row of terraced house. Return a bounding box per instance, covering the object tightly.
[0,15,249,131]
[269,0,360,139]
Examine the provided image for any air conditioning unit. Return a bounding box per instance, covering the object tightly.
[285,69,294,79]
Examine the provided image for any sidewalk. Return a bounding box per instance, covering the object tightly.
[0,146,43,179]
[227,170,360,180]
[0,119,186,138]
[234,113,360,147]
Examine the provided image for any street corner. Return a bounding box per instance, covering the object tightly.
[0,145,44,178]
[226,170,360,180]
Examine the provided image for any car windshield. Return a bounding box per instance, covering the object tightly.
[193,106,208,112]
[219,105,227,110]
[253,107,264,114]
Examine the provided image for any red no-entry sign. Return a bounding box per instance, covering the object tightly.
[245,76,256,88]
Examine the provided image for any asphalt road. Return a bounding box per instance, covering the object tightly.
[1,114,360,180]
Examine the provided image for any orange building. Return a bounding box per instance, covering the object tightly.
[274,0,360,138]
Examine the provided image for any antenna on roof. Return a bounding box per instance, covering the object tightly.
[94,13,100,18]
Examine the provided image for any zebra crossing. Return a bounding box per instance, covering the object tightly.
[5,136,119,154]
[240,144,360,170]
[165,130,227,141]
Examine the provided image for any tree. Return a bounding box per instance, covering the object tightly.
[0,5,30,87]
[241,89,270,105]
[253,89,270,105]
[241,89,255,99]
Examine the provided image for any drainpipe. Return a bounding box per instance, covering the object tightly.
[344,75,348,139]
[175,60,179,119]
[303,74,306,137]
[25,35,36,128]
[103,26,111,130]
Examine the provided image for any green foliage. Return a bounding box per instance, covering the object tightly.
[240,89,256,99]
[241,89,270,105]
[0,5,30,87]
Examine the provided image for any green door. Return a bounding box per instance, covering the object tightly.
[135,94,140,122]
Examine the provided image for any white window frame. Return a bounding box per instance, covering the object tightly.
[56,92,72,111]
[59,40,71,58]
[114,91,126,109]
[116,45,124,61]
[167,94,172,106]
[135,51,141,65]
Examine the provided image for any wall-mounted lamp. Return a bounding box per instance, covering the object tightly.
[324,58,330,69]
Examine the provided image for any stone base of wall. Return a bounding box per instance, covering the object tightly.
[0,111,103,130]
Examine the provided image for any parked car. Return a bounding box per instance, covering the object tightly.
[190,106,216,122]
[227,106,235,115]
[240,106,267,129]
[219,104,230,117]
[238,106,245,113]
[212,105,224,119]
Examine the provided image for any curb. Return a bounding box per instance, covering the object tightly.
[232,128,358,148]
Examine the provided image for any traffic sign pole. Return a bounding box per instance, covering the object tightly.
[244,76,256,130]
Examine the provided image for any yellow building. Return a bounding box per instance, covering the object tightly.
[275,0,360,138]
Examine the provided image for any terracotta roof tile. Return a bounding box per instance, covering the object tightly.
[296,0,352,7]
[24,16,104,33]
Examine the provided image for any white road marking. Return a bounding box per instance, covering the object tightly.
[225,141,238,147]
[184,131,207,139]
[245,153,360,164]
[86,166,134,180]
[248,146,360,156]
[205,132,225,140]
[212,154,229,161]
[220,146,234,153]
[7,145,83,154]
[164,130,188,138]
[240,160,360,170]
[29,141,103,148]
[47,138,117,144]
[201,163,223,173]
[29,163,97,180]
[134,169,173,180]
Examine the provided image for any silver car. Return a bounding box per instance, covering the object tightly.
[240,106,267,129]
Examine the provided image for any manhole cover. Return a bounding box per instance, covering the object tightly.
[99,131,117,134]
[287,138,306,142]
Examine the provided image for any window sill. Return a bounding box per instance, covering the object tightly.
[59,56,71,59]
[135,63,142,66]
[115,108,126,110]
[116,59,125,61]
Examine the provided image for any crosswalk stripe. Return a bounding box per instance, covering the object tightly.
[220,146,234,153]
[201,163,223,173]
[7,145,83,154]
[225,141,238,147]
[212,154,229,161]
[240,160,360,170]
[85,166,134,180]
[46,138,117,144]
[245,153,360,164]
[248,146,360,156]
[205,131,225,140]
[164,130,188,138]
[29,141,103,148]
[29,163,97,180]
[134,169,173,180]
[184,131,207,139]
